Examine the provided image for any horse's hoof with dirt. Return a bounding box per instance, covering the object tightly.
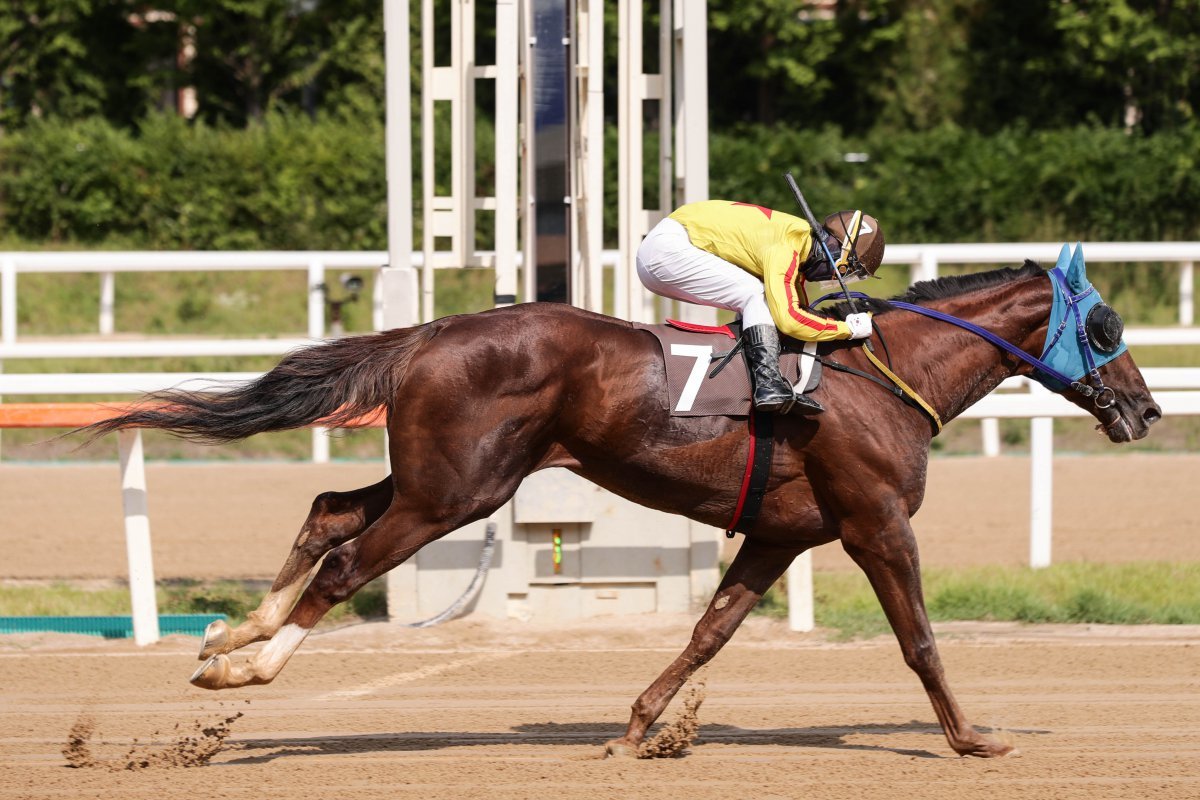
[190,655,231,690]
[604,739,639,759]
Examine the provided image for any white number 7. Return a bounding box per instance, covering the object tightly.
[670,343,713,412]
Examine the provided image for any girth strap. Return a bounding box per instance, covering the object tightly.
[726,410,774,537]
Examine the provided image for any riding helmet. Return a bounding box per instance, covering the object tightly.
[823,210,885,278]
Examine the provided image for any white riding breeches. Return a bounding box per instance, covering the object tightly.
[636,217,774,329]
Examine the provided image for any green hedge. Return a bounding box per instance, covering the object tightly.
[710,124,1200,243]
[0,113,386,249]
[2,116,1199,249]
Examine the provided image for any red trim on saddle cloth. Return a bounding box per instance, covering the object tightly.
[664,318,736,338]
[727,412,757,530]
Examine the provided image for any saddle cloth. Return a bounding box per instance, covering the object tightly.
[635,319,822,417]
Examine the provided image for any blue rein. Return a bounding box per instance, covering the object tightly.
[816,269,1110,402]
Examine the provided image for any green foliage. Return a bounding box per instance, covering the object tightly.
[1053,0,1200,132]
[0,113,386,249]
[708,123,1200,244]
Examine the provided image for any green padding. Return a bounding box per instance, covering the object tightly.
[0,614,227,639]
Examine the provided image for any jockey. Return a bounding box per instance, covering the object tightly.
[636,199,885,415]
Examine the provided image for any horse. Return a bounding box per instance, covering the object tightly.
[82,250,1160,759]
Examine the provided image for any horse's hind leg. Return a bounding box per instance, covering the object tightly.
[841,515,1014,758]
[190,495,492,689]
[604,539,797,758]
[198,476,393,659]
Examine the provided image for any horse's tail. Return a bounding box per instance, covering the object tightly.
[80,325,439,444]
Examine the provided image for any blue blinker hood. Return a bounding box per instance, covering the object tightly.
[1039,243,1127,389]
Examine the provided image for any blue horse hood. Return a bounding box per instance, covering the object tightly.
[1039,243,1127,388]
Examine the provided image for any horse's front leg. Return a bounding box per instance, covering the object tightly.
[605,539,797,757]
[841,514,1014,758]
[198,476,394,660]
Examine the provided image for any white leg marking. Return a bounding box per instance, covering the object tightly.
[250,623,311,680]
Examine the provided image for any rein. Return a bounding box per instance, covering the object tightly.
[815,264,1119,425]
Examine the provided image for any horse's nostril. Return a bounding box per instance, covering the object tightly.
[1143,405,1162,426]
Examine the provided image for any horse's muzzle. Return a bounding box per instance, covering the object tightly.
[1098,396,1161,443]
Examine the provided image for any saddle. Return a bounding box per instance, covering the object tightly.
[635,319,823,417]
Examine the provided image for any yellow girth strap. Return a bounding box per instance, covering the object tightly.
[860,344,944,434]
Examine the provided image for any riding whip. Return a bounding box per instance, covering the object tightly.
[783,172,861,315]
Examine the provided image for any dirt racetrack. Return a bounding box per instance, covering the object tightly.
[2,618,1199,800]
[2,454,1199,798]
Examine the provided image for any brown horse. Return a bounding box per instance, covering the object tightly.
[83,260,1160,758]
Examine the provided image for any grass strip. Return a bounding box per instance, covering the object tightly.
[4,563,1198,640]
[0,579,387,628]
[755,561,1200,639]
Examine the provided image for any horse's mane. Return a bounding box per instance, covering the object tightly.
[821,260,1045,320]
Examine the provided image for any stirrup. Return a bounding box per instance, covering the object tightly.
[790,393,824,415]
[753,392,796,414]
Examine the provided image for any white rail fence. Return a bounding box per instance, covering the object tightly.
[2,244,1197,461]
[0,243,1196,342]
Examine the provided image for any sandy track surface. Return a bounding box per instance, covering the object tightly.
[2,616,1198,800]
[2,454,1198,581]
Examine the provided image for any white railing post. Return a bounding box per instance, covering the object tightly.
[787,550,814,632]
[307,260,329,463]
[99,271,115,335]
[307,260,326,339]
[1,258,16,344]
[1028,384,1053,569]
[981,417,1001,457]
[117,429,160,646]
[1181,261,1194,327]
[921,250,939,284]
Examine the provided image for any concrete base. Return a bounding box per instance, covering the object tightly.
[386,469,722,623]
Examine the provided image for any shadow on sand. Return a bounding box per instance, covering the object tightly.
[222,720,1049,765]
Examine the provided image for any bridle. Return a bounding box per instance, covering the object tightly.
[817,263,1128,412]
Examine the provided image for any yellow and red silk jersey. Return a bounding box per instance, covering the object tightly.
[668,200,852,341]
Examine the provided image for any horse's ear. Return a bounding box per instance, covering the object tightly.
[1067,242,1089,292]
[1053,243,1072,273]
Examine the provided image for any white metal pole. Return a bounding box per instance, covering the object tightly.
[383,0,418,331]
[118,430,160,646]
[1029,384,1053,568]
[981,417,1001,457]
[99,271,115,335]
[307,260,325,339]
[1,258,15,344]
[494,0,519,308]
[921,250,939,284]
[787,550,814,632]
[307,259,327,462]
[1181,261,1194,326]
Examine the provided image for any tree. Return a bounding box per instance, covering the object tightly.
[180,0,382,125]
[1052,0,1200,132]
[0,0,172,129]
[707,0,842,125]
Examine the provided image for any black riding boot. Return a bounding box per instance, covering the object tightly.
[743,325,825,415]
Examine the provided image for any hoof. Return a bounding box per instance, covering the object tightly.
[190,654,231,690]
[198,619,232,660]
[604,739,639,759]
